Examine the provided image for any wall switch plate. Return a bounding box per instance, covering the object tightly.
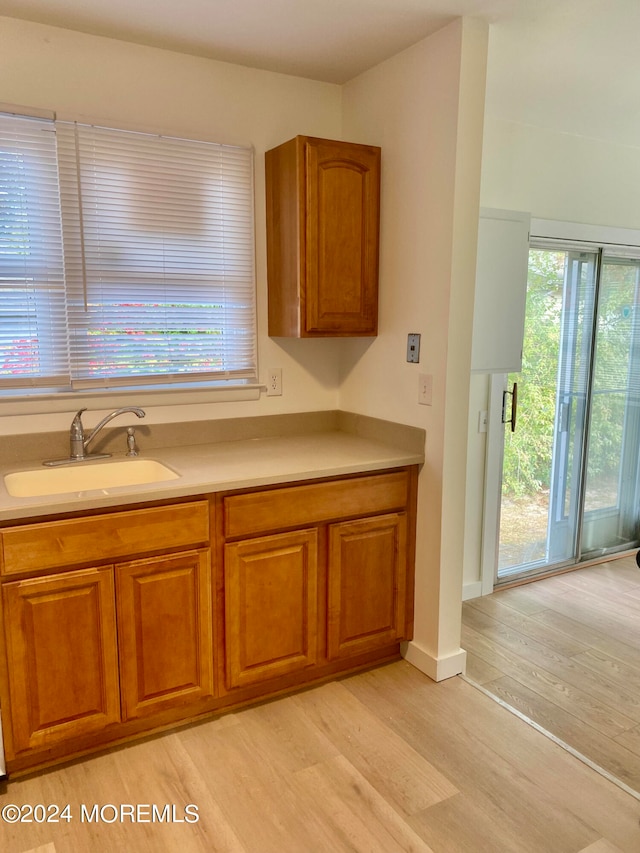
[478,410,488,433]
[418,373,432,405]
[407,333,421,363]
[267,368,282,396]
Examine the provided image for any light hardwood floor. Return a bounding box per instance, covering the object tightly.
[463,553,640,798]
[2,659,640,852]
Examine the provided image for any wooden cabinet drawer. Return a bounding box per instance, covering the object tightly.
[224,470,408,538]
[1,501,210,576]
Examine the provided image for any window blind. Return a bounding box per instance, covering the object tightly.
[0,114,257,393]
[0,114,69,388]
[57,122,257,389]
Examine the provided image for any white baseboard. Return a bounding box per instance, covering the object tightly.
[401,640,467,682]
[463,581,483,601]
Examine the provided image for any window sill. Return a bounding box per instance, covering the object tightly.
[0,384,263,416]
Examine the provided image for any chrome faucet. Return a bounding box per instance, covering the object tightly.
[69,407,146,461]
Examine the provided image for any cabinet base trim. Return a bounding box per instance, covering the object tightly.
[402,641,466,682]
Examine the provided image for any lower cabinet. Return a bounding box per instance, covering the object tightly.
[221,470,416,693]
[327,512,407,660]
[0,499,213,769]
[224,529,318,688]
[2,550,214,758]
[116,550,213,719]
[2,567,120,754]
[0,468,417,773]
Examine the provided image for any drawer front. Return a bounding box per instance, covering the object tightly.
[1,501,210,576]
[224,470,408,539]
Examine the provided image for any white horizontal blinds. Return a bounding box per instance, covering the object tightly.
[56,122,256,389]
[0,114,69,388]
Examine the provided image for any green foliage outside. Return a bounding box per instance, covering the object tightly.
[502,249,638,500]
[502,250,563,498]
[586,262,635,486]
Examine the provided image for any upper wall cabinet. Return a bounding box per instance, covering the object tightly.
[266,136,381,337]
[471,208,531,373]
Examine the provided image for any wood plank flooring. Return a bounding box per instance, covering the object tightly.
[463,554,640,797]
[2,659,640,852]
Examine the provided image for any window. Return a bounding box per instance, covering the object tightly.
[0,112,257,397]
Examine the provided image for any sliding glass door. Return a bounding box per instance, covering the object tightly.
[496,244,640,582]
[582,255,640,555]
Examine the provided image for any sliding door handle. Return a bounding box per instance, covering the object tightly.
[502,382,518,432]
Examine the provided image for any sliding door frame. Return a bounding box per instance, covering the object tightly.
[479,218,640,595]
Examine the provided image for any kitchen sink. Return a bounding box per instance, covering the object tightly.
[4,459,180,498]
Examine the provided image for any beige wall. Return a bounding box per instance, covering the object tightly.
[481,117,640,229]
[0,16,344,434]
[342,18,488,679]
[1,15,490,679]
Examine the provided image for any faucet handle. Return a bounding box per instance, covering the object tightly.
[71,408,87,434]
[126,427,139,457]
[69,408,87,459]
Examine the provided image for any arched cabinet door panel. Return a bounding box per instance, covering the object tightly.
[266,135,380,337]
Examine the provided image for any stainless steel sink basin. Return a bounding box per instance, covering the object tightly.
[4,459,180,498]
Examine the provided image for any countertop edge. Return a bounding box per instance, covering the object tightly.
[0,423,425,523]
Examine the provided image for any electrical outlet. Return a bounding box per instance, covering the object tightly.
[266,367,282,396]
[418,373,432,406]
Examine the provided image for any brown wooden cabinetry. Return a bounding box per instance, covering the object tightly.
[224,529,318,688]
[116,550,213,719]
[0,499,212,769]
[266,135,380,337]
[2,566,120,754]
[0,466,417,775]
[222,469,416,694]
[327,513,407,660]
[0,501,210,577]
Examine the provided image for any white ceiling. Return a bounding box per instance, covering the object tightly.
[0,0,554,84]
[1,0,637,147]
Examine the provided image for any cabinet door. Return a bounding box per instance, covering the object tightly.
[225,529,318,689]
[117,550,213,719]
[305,138,380,335]
[2,567,120,755]
[327,513,407,660]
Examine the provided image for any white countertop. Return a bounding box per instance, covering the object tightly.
[0,430,424,523]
